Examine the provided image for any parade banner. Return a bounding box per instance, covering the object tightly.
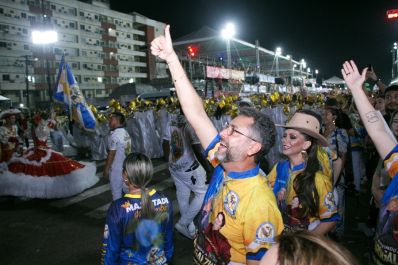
[257,73,275,83]
[206,66,244,81]
[54,55,96,131]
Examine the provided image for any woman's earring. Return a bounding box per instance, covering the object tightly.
[301,150,308,161]
[332,119,336,125]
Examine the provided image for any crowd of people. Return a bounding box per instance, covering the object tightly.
[1,25,398,265]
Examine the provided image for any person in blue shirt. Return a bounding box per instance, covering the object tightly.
[101,153,173,265]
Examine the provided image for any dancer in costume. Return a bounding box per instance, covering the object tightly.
[0,111,99,198]
[0,109,23,167]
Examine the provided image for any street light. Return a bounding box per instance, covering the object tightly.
[315,69,319,83]
[32,29,58,103]
[221,23,235,69]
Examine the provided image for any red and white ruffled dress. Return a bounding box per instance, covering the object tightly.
[0,119,99,198]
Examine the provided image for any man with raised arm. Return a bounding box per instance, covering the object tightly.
[151,25,283,265]
[342,60,398,265]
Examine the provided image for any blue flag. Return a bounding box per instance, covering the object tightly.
[54,55,96,131]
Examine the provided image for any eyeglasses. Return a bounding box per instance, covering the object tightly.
[222,122,260,142]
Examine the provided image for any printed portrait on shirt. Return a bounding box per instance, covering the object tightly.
[286,196,309,226]
[203,212,231,265]
[170,129,184,161]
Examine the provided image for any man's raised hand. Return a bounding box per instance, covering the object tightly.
[150,25,176,62]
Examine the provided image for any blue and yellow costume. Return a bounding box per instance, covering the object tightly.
[101,190,173,265]
[193,135,284,265]
[372,145,398,265]
[267,147,340,232]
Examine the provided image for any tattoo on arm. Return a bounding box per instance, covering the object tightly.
[365,111,380,123]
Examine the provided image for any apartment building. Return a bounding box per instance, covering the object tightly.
[0,0,168,106]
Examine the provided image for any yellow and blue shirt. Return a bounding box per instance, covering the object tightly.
[193,135,283,265]
[267,158,339,231]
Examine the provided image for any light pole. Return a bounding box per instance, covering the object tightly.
[275,47,282,77]
[221,23,235,69]
[292,64,297,86]
[17,55,38,108]
[31,0,58,103]
[315,69,319,84]
[32,30,57,103]
[300,59,306,87]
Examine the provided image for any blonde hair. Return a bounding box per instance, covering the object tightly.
[123,153,154,218]
[277,231,359,265]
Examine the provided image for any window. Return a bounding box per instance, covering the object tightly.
[3,74,10,81]
[69,22,75,29]
[0,8,3,14]
[24,44,29,50]
[22,28,27,34]
[21,12,26,18]
[51,4,56,10]
[80,11,84,16]
[80,24,85,30]
[0,42,6,47]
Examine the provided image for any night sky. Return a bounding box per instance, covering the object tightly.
[111,0,398,83]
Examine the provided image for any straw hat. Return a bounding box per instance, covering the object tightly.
[277,112,329,147]
[0,108,21,120]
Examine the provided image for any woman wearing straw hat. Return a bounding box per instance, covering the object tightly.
[267,109,340,235]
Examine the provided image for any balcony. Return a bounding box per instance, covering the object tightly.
[103,47,117,54]
[103,59,118,65]
[104,71,119,77]
[101,34,116,42]
[101,22,116,30]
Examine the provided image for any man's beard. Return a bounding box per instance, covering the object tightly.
[215,146,243,163]
[215,149,230,163]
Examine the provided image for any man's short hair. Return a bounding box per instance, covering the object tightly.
[111,112,126,126]
[384,85,398,97]
[238,107,276,162]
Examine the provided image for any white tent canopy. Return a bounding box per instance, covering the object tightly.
[323,76,345,85]
[0,95,10,101]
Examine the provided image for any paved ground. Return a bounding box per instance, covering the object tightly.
[0,156,373,265]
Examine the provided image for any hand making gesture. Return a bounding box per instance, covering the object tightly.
[341,60,367,92]
[342,59,397,161]
[150,25,177,62]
